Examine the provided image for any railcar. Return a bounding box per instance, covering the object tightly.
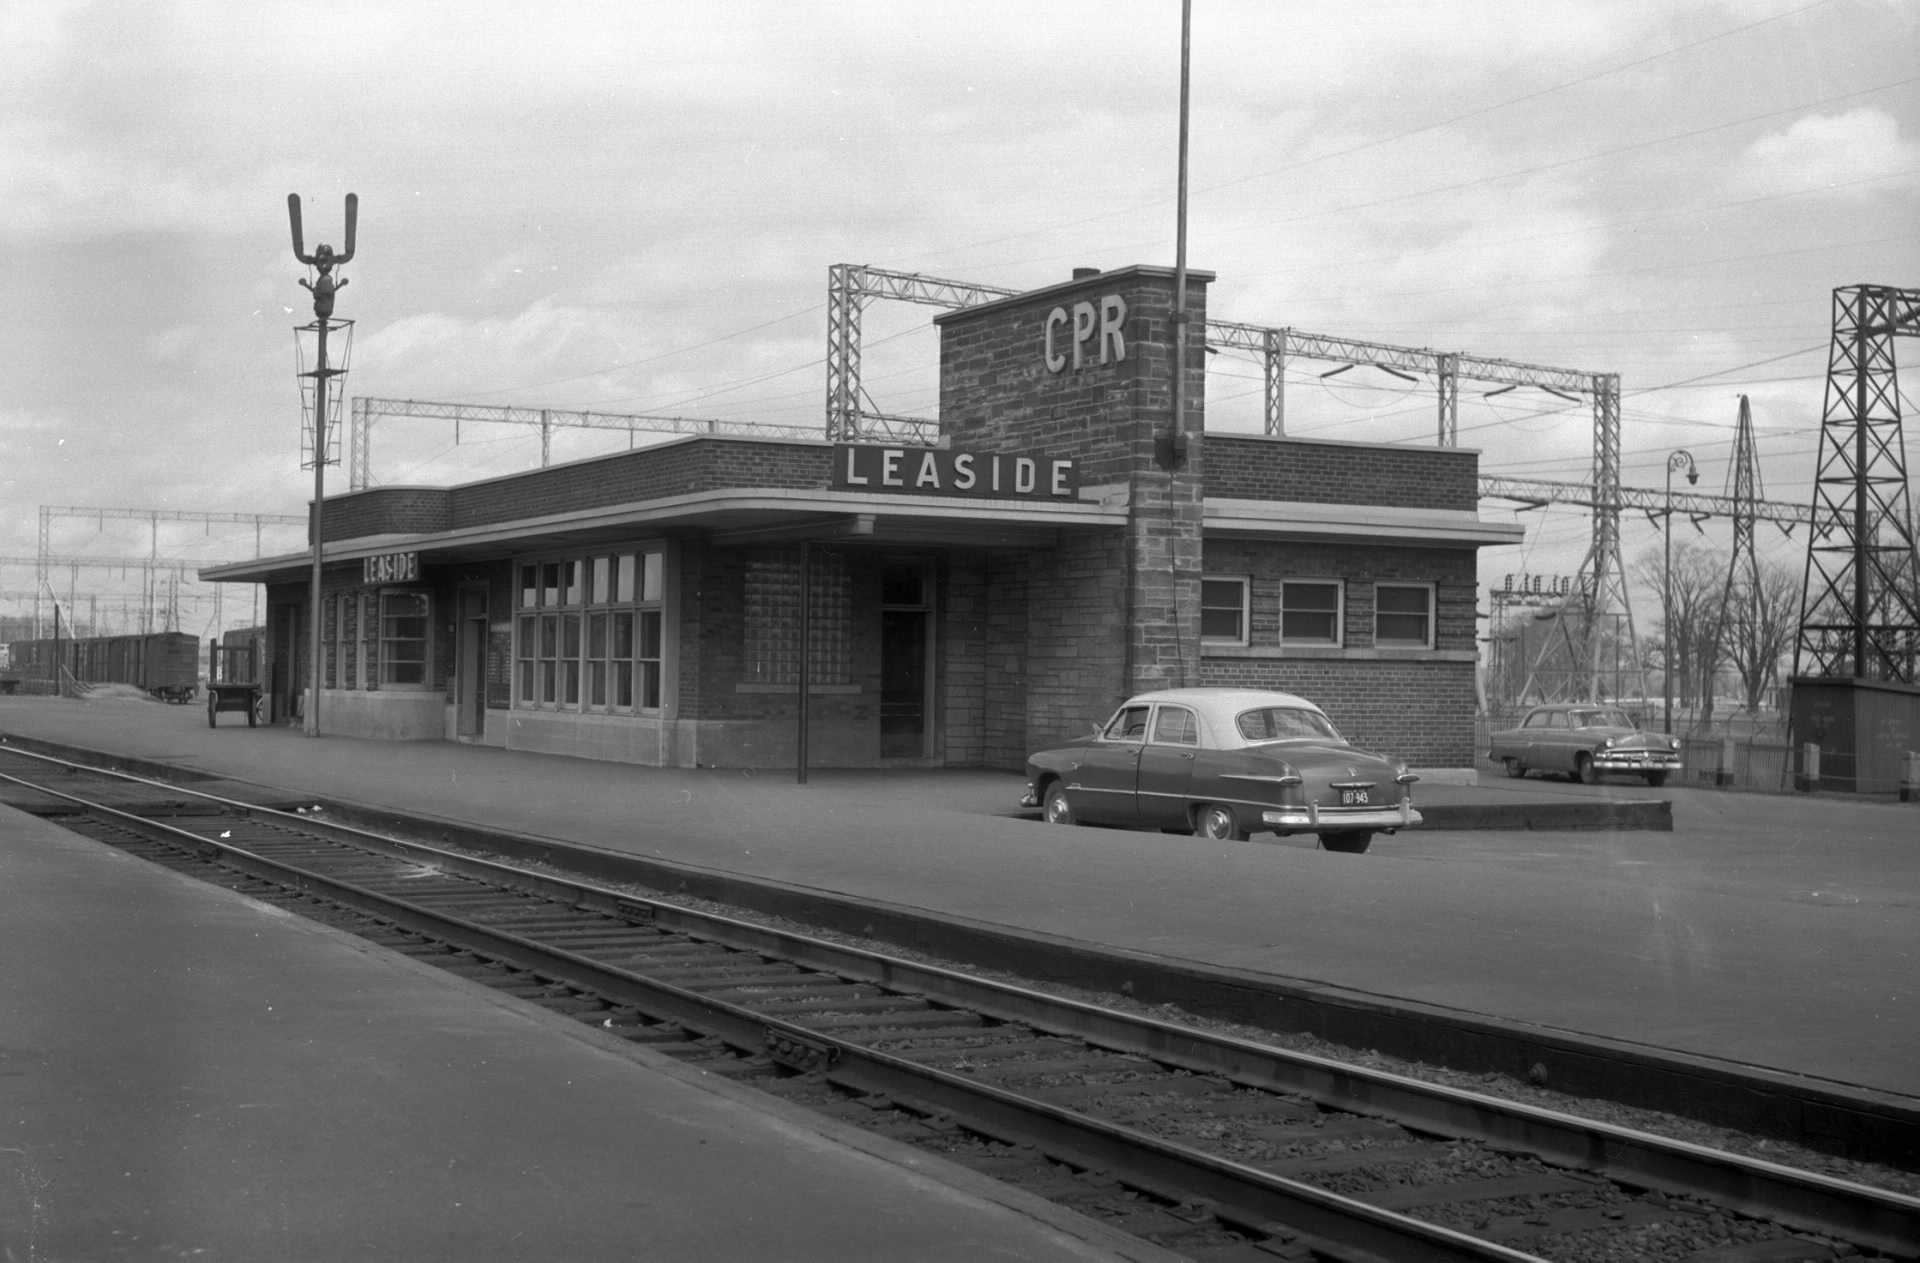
[4,632,201,702]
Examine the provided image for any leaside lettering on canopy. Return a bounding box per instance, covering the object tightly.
[361,551,419,585]
[833,446,1079,499]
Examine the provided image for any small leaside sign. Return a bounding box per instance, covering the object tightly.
[833,445,1079,499]
[362,551,419,585]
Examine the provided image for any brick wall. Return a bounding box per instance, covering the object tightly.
[314,440,835,543]
[982,550,1030,768]
[1203,539,1477,651]
[1197,657,1477,766]
[314,487,452,544]
[1202,433,1478,512]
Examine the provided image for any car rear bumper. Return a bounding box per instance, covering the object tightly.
[1260,803,1422,831]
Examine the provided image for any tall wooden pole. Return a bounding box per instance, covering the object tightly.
[306,317,328,737]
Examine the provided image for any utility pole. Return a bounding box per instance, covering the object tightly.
[288,192,358,737]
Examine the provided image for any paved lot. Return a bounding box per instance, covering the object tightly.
[3,693,1916,1099]
[0,803,1160,1262]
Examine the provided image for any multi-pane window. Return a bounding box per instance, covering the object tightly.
[516,548,666,712]
[1280,581,1343,645]
[1374,583,1434,648]
[321,595,338,688]
[322,592,389,690]
[1199,577,1248,645]
[380,593,430,685]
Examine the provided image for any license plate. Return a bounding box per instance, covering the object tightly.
[1339,788,1370,806]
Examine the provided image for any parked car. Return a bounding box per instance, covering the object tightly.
[1487,704,1681,786]
[1019,688,1421,854]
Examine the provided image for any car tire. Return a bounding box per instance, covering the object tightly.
[1319,831,1374,854]
[1042,781,1077,826]
[1194,804,1247,842]
[1503,757,1525,779]
[1645,770,1668,788]
[1576,752,1598,785]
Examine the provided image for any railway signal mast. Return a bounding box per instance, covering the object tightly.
[288,193,358,738]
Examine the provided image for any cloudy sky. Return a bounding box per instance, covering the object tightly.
[3,0,1915,638]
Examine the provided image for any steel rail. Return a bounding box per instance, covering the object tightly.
[4,765,1533,1263]
[3,745,1916,1257]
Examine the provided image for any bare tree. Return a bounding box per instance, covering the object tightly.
[1634,540,1725,712]
[1717,559,1800,713]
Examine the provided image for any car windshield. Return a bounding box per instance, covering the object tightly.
[1236,707,1341,743]
[1570,709,1631,729]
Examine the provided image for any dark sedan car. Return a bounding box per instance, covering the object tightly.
[1020,688,1420,854]
[1487,704,1682,786]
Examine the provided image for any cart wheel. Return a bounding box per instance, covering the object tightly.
[248,694,261,728]
[207,694,218,729]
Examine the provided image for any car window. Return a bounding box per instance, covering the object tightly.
[1103,706,1150,741]
[1523,711,1551,728]
[1593,709,1630,728]
[1152,706,1197,745]
[1236,707,1341,743]
[1544,712,1567,729]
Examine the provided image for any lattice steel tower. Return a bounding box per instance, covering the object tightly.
[1794,285,1920,682]
[1710,396,1766,697]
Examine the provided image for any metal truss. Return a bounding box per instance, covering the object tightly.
[1204,319,1595,446]
[1479,475,1810,527]
[826,264,1015,443]
[348,398,826,491]
[1793,284,1920,682]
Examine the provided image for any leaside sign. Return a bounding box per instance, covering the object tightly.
[361,551,419,584]
[833,445,1079,499]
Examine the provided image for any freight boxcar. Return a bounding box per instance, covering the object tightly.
[4,632,201,702]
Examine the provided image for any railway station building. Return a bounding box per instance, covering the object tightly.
[205,265,1521,771]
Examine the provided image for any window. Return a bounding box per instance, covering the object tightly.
[517,614,536,703]
[1375,583,1433,648]
[1152,706,1197,745]
[744,549,851,687]
[1200,577,1248,645]
[1103,705,1150,741]
[321,595,338,688]
[516,548,667,712]
[379,592,430,685]
[1280,581,1342,645]
[1237,707,1342,743]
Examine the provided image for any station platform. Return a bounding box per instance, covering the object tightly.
[0,801,1168,1262]
[3,693,1916,1106]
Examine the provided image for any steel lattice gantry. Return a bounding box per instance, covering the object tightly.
[1794,284,1920,682]
[825,264,1017,443]
[348,399,827,491]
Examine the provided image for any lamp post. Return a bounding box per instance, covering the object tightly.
[1664,449,1698,735]
[287,193,358,737]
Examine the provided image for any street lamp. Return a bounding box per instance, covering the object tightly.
[1664,448,1699,735]
[288,192,358,737]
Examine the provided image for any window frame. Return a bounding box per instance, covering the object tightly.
[1198,575,1250,647]
[375,589,434,689]
[514,547,667,714]
[1279,579,1345,647]
[1373,581,1436,649]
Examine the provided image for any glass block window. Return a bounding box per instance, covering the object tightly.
[1280,581,1342,645]
[744,549,851,687]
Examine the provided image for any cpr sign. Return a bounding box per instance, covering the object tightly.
[1044,294,1127,373]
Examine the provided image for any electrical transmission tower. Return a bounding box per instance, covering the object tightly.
[1708,396,1769,714]
[1794,284,1920,682]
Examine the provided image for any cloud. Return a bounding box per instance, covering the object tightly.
[1735,108,1920,198]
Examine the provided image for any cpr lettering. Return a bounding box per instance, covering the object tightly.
[1044,294,1127,373]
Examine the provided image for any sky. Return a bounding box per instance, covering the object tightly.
[2,0,1916,640]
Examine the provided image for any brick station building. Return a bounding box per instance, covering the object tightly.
[206,264,1520,771]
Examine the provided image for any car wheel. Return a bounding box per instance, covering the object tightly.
[1194,804,1247,842]
[1503,757,1526,779]
[1042,781,1077,826]
[1645,770,1668,788]
[1319,831,1374,854]
[1575,752,1598,785]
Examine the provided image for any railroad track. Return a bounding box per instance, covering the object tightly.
[0,745,1913,1263]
